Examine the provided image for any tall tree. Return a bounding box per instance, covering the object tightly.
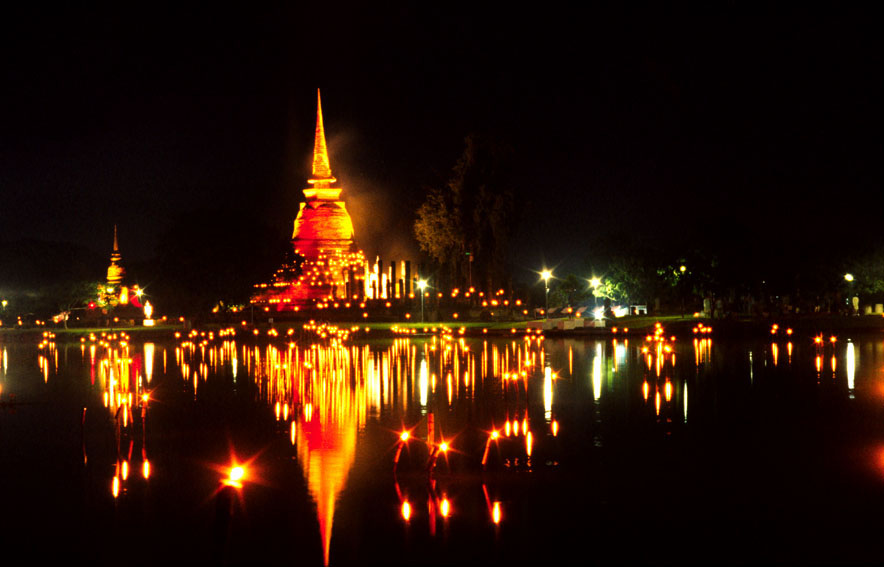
[549,273,591,309]
[413,186,460,282]
[414,133,515,292]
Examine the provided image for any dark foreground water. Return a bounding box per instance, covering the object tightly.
[1,327,883,565]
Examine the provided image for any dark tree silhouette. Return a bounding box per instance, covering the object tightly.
[414,133,515,292]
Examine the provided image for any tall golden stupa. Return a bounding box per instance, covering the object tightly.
[252,90,367,310]
[106,225,125,285]
[94,225,144,313]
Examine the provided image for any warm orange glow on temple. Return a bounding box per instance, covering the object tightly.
[106,225,125,285]
[252,89,367,310]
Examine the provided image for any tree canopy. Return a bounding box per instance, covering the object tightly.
[414,133,516,292]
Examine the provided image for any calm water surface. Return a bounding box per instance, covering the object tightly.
[1,327,883,565]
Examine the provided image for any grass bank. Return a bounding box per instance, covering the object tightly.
[2,313,882,343]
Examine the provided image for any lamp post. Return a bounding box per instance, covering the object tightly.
[466,251,472,290]
[678,265,687,317]
[541,270,552,320]
[844,273,855,315]
[418,279,427,322]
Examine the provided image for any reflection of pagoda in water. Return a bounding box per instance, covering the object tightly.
[252,90,367,310]
[259,337,365,567]
[297,394,358,567]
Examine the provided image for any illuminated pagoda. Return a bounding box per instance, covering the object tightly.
[106,224,125,285]
[252,90,366,310]
[95,225,144,314]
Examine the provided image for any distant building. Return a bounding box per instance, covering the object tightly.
[86,226,145,324]
[106,225,125,285]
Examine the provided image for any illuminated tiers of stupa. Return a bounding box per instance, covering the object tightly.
[91,225,145,315]
[252,90,367,310]
[106,225,125,285]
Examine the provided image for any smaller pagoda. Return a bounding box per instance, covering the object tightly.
[96,226,143,312]
[106,225,126,286]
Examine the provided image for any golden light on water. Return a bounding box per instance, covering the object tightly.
[223,465,247,489]
[106,325,882,555]
[419,359,429,409]
[440,497,451,518]
[230,466,245,482]
[592,343,602,401]
[288,339,362,567]
[11,321,883,565]
[682,381,688,423]
[568,345,573,375]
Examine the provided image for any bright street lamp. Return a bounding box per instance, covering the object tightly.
[844,273,856,315]
[541,269,552,319]
[589,277,601,308]
[417,279,427,322]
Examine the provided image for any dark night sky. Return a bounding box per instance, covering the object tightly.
[1,4,880,280]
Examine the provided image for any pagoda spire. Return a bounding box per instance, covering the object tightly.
[309,89,336,186]
[106,225,125,285]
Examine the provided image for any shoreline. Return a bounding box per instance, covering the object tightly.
[2,313,882,343]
